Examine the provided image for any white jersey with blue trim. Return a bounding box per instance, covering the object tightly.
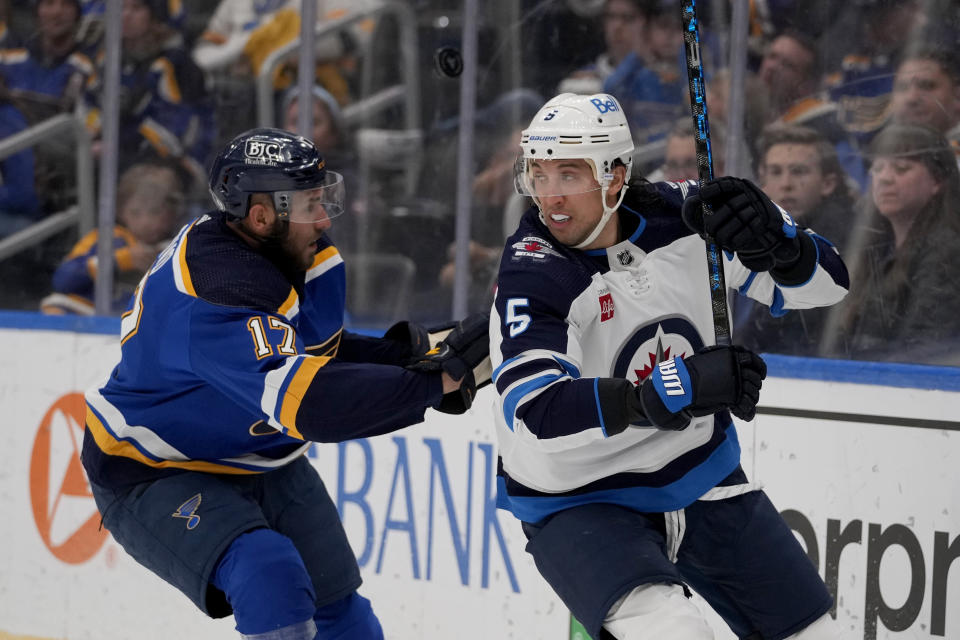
[490,180,848,523]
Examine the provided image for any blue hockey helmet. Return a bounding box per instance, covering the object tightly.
[208,127,345,223]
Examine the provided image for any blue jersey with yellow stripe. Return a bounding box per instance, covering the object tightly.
[84,45,215,171]
[82,212,443,487]
[0,43,92,107]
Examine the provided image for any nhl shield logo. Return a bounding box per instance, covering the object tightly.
[617,250,634,266]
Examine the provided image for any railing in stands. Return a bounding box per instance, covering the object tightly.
[0,112,95,263]
[255,0,420,132]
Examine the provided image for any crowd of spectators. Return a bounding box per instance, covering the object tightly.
[0,0,958,365]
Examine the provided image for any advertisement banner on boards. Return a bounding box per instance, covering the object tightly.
[0,320,957,640]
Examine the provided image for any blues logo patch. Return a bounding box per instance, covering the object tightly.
[172,493,202,530]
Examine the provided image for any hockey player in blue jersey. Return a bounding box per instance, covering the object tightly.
[81,127,490,639]
[490,93,850,640]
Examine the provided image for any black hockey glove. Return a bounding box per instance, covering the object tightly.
[382,320,431,360]
[682,177,815,280]
[407,312,491,414]
[632,345,766,430]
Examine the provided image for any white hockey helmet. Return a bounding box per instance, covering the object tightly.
[515,93,635,248]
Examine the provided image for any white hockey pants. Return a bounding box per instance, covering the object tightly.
[602,584,841,640]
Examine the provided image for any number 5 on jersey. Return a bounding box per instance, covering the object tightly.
[506,298,531,337]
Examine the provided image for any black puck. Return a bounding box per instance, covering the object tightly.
[434,47,463,78]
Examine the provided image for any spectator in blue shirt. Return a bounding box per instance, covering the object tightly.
[0,0,93,214]
[603,0,687,145]
[84,0,214,191]
[0,103,42,236]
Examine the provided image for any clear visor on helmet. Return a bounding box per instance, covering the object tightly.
[513,155,602,198]
[280,171,346,223]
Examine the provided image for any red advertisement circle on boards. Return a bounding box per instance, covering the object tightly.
[29,392,107,564]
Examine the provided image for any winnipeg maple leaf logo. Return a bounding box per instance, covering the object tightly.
[633,338,686,386]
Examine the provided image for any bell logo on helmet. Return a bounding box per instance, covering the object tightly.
[244,139,284,165]
[590,97,620,114]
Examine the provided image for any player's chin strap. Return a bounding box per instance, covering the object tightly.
[572,179,628,249]
[534,175,629,250]
[531,162,628,249]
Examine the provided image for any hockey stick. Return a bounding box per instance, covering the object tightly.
[680,0,731,346]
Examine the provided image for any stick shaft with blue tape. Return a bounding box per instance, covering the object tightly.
[680,0,731,346]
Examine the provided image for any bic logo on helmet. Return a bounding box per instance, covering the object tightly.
[244,139,284,165]
[590,97,620,114]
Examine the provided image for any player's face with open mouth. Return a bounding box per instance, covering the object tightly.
[529,159,605,247]
[282,210,331,270]
[280,177,345,270]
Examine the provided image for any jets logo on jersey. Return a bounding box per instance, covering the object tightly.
[244,139,285,166]
[613,316,704,391]
[511,236,562,261]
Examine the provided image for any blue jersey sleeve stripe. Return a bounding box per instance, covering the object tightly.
[593,378,607,437]
[492,354,524,383]
[494,352,580,389]
[496,360,565,394]
[502,372,567,431]
[552,355,581,378]
[277,355,331,438]
[272,356,304,424]
[770,287,787,317]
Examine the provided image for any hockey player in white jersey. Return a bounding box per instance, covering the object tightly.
[490,93,849,640]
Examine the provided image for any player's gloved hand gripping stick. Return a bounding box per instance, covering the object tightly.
[634,345,766,431]
[682,176,819,284]
[389,312,492,415]
[599,345,766,433]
